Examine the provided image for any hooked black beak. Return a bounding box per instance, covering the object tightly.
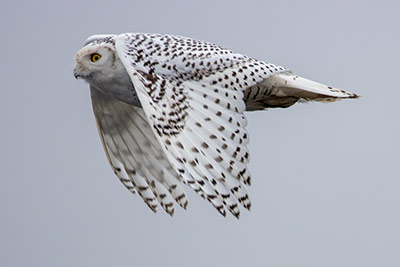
[73,67,81,80]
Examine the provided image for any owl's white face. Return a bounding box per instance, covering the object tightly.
[73,44,117,84]
[74,42,140,106]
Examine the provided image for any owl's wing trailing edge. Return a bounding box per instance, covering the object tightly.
[91,87,189,216]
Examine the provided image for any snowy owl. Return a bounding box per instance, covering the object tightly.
[73,33,358,218]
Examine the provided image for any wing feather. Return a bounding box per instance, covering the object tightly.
[113,101,188,210]
[91,88,189,215]
[108,104,176,215]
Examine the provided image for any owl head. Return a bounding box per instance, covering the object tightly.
[73,35,121,86]
[74,44,117,81]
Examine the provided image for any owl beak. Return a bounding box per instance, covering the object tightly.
[73,66,82,79]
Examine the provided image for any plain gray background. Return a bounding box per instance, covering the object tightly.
[1,0,399,266]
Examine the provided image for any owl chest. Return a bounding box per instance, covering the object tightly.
[109,80,142,107]
[94,71,142,108]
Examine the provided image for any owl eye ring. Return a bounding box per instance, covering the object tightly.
[90,53,101,62]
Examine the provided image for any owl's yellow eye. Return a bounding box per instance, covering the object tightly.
[90,53,101,62]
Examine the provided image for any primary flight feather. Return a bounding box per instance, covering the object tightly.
[74,33,358,218]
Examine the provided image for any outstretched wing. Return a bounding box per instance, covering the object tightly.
[91,87,189,216]
[115,33,358,217]
[114,33,292,217]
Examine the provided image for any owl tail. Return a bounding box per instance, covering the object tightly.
[244,73,359,111]
[268,73,359,102]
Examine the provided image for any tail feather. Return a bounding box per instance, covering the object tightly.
[268,73,359,101]
[244,73,358,111]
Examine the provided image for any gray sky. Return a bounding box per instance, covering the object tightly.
[1,0,399,266]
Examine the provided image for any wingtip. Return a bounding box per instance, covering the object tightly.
[167,208,175,217]
[217,207,227,217]
[245,202,251,211]
[149,204,158,213]
[182,200,189,210]
[233,211,240,219]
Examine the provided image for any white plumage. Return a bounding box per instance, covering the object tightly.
[74,33,358,218]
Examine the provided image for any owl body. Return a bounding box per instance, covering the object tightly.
[74,33,358,218]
